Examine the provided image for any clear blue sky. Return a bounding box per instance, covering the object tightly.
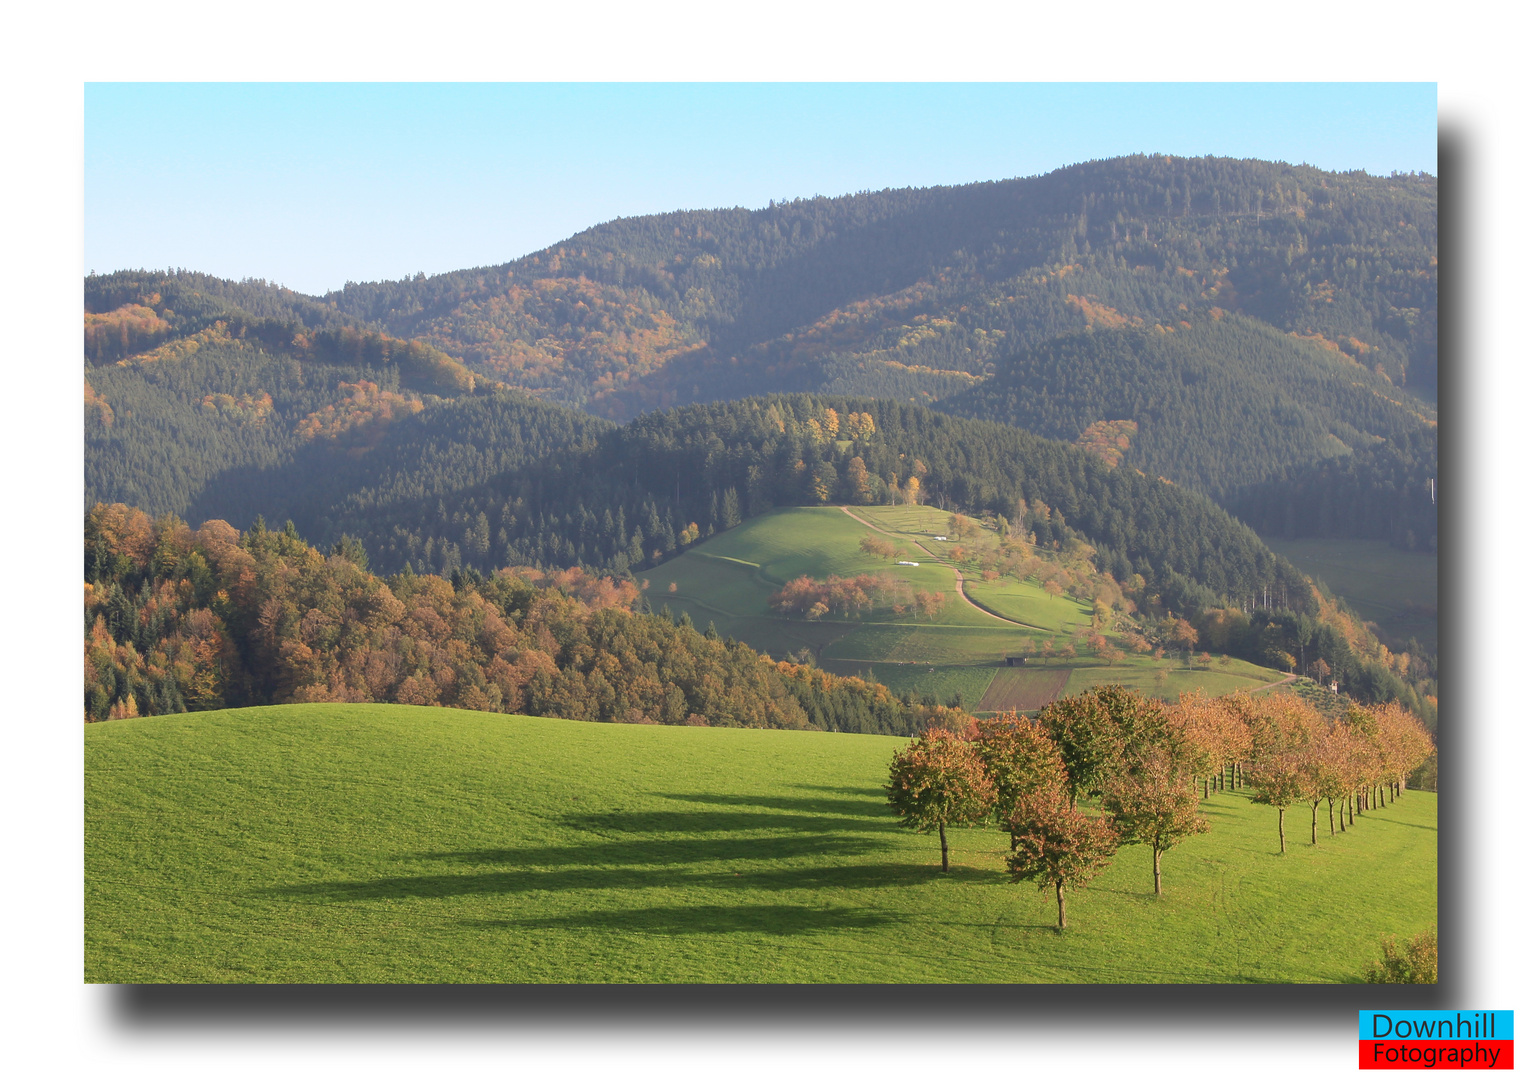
[86,83,1436,296]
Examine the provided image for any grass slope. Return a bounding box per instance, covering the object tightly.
[86,704,1436,984]
[657,505,1282,709]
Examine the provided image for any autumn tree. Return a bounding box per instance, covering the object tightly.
[1007,786,1118,930]
[973,714,1067,828]
[1102,749,1208,895]
[1167,692,1226,798]
[1312,722,1362,837]
[885,727,995,871]
[844,456,874,505]
[1167,617,1199,662]
[1372,702,1435,798]
[1039,685,1173,806]
[1246,751,1308,854]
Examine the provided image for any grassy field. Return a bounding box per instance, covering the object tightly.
[86,704,1437,984]
[1261,538,1438,654]
[656,506,1284,709]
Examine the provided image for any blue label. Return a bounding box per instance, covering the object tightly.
[1361,1011,1514,1041]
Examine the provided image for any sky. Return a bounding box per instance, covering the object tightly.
[85,82,1438,296]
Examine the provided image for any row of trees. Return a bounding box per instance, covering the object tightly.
[885,685,1433,929]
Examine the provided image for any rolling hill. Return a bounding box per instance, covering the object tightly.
[85,704,1437,983]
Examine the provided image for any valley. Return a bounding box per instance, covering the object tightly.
[81,150,1440,987]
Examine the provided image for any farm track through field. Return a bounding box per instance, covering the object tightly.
[837,506,1045,631]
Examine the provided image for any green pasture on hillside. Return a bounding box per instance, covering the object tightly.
[655,506,1284,709]
[86,704,1437,984]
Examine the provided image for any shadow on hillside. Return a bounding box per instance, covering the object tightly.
[790,782,886,798]
[649,789,890,820]
[559,807,889,836]
[422,831,890,868]
[459,903,908,937]
[258,832,948,903]
[1358,816,1436,832]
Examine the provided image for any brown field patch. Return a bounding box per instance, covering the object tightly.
[976,668,1072,712]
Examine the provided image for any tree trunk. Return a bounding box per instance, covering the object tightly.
[1310,802,1318,845]
[1056,880,1066,930]
[939,822,949,872]
[1203,777,1209,799]
[1328,798,1336,836]
[1277,807,1285,853]
[1153,846,1163,895]
[1348,794,1354,826]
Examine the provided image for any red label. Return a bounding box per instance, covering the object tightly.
[1360,1041,1514,1069]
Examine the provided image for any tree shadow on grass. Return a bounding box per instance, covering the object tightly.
[421,831,893,869]
[651,790,891,820]
[558,808,888,836]
[789,782,886,799]
[1196,805,1247,821]
[261,855,956,905]
[460,903,908,937]
[259,833,936,904]
[1359,816,1436,832]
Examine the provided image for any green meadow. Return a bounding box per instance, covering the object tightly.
[656,506,1283,710]
[86,704,1437,984]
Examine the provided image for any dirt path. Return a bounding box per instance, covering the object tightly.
[837,506,1042,630]
[839,506,1300,694]
[1250,672,1301,694]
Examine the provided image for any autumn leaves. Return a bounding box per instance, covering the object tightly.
[886,685,1434,931]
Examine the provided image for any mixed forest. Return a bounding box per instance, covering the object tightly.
[83,153,1438,741]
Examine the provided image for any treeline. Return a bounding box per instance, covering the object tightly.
[83,504,961,738]
[887,685,1434,927]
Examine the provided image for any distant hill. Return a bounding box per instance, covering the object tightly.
[87,156,1437,529]
[936,314,1435,503]
[323,156,1435,413]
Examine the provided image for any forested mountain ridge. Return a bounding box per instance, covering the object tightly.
[89,156,1435,518]
[84,274,619,527]
[323,154,1437,405]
